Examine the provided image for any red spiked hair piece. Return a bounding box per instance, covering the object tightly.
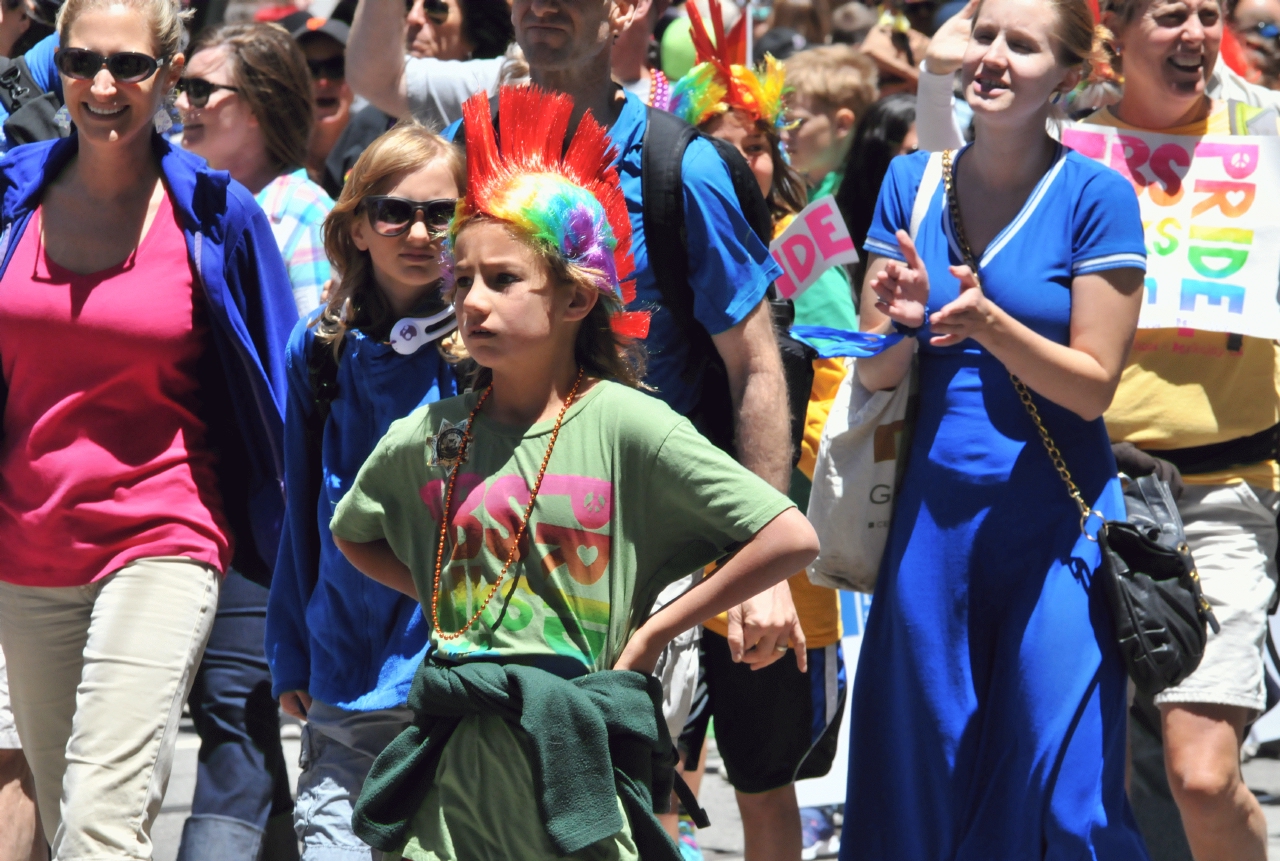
[453,86,648,337]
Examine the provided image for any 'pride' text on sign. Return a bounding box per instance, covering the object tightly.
[1062,124,1280,338]
[769,195,861,300]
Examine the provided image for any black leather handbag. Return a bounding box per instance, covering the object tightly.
[1100,476,1220,695]
[940,151,1220,696]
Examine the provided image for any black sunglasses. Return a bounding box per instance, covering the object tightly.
[362,196,457,237]
[54,48,165,84]
[306,56,346,81]
[406,0,450,25]
[176,77,242,109]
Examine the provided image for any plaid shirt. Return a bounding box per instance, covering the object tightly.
[255,169,334,318]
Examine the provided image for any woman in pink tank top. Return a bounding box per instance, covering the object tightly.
[0,0,297,856]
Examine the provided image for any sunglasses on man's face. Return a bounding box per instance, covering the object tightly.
[54,48,164,84]
[175,77,242,109]
[405,0,451,26]
[306,56,346,81]
[363,196,457,237]
[1250,20,1280,40]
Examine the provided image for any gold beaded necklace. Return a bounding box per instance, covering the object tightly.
[430,368,586,640]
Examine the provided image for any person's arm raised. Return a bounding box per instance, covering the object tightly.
[929,264,1142,420]
[348,0,411,117]
[614,508,817,675]
[916,0,974,152]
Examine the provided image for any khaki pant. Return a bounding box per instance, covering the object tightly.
[1154,482,1280,716]
[0,557,220,860]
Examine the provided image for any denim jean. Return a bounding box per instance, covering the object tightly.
[295,701,413,860]
[177,570,296,861]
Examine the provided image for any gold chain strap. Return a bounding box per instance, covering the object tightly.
[940,150,1103,539]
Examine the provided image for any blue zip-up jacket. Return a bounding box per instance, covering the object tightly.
[0,134,295,582]
[265,318,457,710]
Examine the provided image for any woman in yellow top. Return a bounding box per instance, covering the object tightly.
[1089,2,1279,859]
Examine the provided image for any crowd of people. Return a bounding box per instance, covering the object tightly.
[0,0,1277,860]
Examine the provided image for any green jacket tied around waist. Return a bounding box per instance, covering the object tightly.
[352,659,684,859]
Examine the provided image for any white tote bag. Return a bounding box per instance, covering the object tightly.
[804,153,941,593]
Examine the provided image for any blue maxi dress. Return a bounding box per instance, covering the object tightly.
[841,146,1152,861]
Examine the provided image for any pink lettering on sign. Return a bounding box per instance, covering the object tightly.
[1193,142,1260,180]
[1110,136,1151,191]
[781,234,817,283]
[1061,128,1106,159]
[1149,143,1191,206]
[771,250,798,298]
[803,201,854,258]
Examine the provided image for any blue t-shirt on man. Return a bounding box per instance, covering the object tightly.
[447,90,781,417]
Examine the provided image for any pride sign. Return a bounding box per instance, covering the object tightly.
[1063,123,1280,338]
[769,195,861,300]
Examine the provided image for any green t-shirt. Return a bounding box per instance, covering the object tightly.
[331,380,793,672]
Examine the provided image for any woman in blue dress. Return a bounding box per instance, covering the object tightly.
[842,0,1150,858]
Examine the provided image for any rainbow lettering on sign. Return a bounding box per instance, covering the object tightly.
[1060,125,1280,338]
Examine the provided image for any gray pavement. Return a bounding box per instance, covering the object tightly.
[1243,755,1280,857]
[148,719,1280,861]
[150,719,748,861]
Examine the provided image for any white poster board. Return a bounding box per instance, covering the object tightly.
[769,195,860,301]
[1062,124,1280,339]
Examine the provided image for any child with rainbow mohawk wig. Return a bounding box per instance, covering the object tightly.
[668,0,808,222]
[329,84,819,861]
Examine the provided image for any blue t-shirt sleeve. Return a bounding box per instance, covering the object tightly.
[863,151,930,263]
[1070,161,1147,276]
[680,138,781,335]
[24,33,60,94]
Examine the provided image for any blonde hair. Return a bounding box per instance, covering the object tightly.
[315,122,467,357]
[784,45,880,118]
[449,215,647,389]
[976,0,1115,80]
[57,0,189,58]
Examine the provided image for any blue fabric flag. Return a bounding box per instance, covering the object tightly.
[789,325,905,359]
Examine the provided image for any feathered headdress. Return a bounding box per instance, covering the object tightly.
[668,0,788,130]
[452,85,648,339]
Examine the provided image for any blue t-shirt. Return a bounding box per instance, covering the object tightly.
[865,145,1145,349]
[0,35,61,152]
[446,91,781,417]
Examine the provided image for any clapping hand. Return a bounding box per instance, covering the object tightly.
[870,229,931,329]
[929,264,996,346]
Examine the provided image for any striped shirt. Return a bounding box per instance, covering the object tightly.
[255,169,334,318]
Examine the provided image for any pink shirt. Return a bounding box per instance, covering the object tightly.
[0,192,232,586]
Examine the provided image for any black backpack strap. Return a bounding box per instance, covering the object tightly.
[305,334,345,564]
[641,107,811,460]
[641,108,738,453]
[703,135,774,248]
[0,56,66,146]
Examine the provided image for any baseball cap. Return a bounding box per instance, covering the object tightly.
[291,16,351,47]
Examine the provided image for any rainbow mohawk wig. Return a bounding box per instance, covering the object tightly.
[454,86,647,339]
[668,0,787,130]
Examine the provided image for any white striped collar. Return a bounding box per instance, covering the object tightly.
[943,143,1069,270]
